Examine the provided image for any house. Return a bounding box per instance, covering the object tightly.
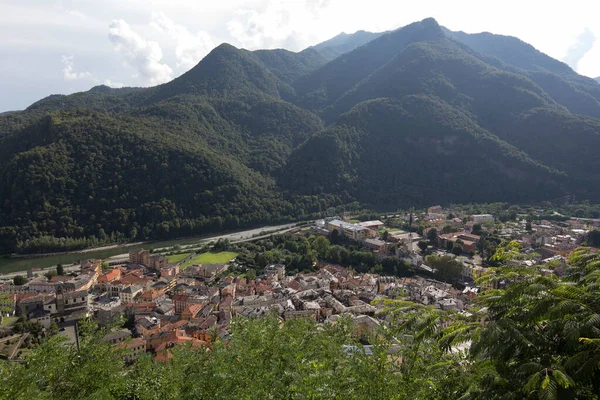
[116,337,146,363]
[81,259,102,277]
[428,206,443,214]
[129,249,169,270]
[97,304,127,327]
[136,316,161,338]
[439,233,480,253]
[363,238,387,252]
[264,264,286,280]
[119,285,143,304]
[160,265,179,277]
[17,294,53,317]
[56,289,89,315]
[97,269,122,291]
[28,277,56,293]
[181,304,203,320]
[103,329,132,345]
[129,249,150,266]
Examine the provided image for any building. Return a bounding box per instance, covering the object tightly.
[28,277,56,293]
[103,329,132,345]
[327,220,376,241]
[428,206,443,214]
[97,269,122,291]
[439,233,481,253]
[129,249,150,266]
[150,255,169,270]
[264,264,286,280]
[129,249,169,270]
[357,220,384,232]
[116,337,146,364]
[472,214,494,224]
[56,289,89,315]
[160,265,179,277]
[119,285,143,304]
[390,232,422,252]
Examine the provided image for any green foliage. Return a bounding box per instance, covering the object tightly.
[426,254,463,283]
[465,247,600,398]
[2,18,600,255]
[12,275,27,286]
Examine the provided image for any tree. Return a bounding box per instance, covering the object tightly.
[426,255,462,283]
[56,264,64,276]
[381,230,390,241]
[13,275,28,286]
[312,236,330,258]
[245,268,256,281]
[587,230,600,247]
[45,269,57,279]
[417,240,429,253]
[464,247,600,398]
[471,223,483,236]
[426,228,438,246]
[451,240,463,256]
[525,221,532,231]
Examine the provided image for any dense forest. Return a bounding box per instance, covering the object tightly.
[2,18,600,254]
[1,247,599,399]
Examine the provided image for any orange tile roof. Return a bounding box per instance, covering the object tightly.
[154,350,173,363]
[98,269,121,282]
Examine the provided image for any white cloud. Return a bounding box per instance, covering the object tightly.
[61,55,92,81]
[563,28,597,71]
[108,19,173,85]
[103,79,125,88]
[150,12,214,70]
[226,1,324,51]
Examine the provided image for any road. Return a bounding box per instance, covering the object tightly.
[0,222,300,278]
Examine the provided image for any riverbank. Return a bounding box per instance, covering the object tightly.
[0,222,299,275]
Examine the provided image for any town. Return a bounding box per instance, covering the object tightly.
[1,203,599,363]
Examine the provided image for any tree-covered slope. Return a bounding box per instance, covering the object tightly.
[447,29,600,119]
[1,17,600,253]
[252,48,329,84]
[281,96,565,209]
[293,18,444,110]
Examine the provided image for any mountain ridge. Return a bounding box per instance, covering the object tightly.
[1,17,600,253]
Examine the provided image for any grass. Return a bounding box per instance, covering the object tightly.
[180,251,238,270]
[166,253,190,263]
[348,219,360,223]
[379,228,405,235]
[0,317,17,326]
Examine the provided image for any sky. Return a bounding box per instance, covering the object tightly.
[1,0,599,112]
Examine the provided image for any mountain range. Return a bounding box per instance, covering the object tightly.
[1,18,600,253]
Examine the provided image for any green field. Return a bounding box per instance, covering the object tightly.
[180,252,238,269]
[167,253,190,263]
[0,317,17,326]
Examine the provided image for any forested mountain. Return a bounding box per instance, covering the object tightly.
[311,30,385,60]
[1,17,600,253]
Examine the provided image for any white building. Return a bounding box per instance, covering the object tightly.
[472,214,494,224]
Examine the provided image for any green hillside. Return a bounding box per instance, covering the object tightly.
[1,18,600,254]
